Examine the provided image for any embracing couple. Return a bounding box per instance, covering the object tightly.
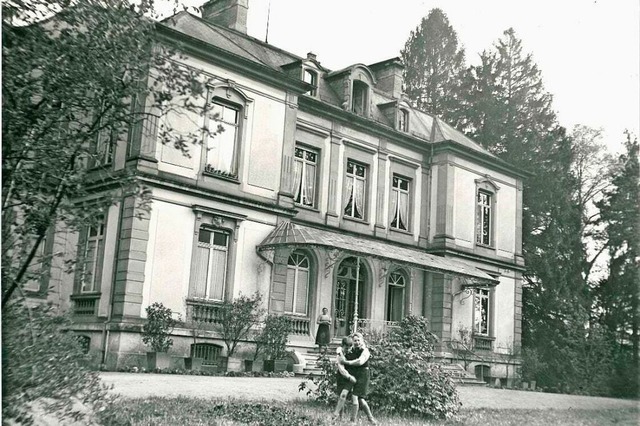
[332,332,376,424]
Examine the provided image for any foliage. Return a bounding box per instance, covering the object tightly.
[301,316,460,420]
[594,133,640,397]
[1,0,217,306]
[256,313,293,360]
[218,292,264,358]
[298,354,338,404]
[2,302,115,424]
[141,302,176,352]
[401,8,466,123]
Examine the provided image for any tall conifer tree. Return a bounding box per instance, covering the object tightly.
[401,8,465,123]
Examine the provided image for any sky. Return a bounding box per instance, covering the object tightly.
[168,0,640,154]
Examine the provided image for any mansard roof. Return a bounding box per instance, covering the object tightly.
[160,11,510,171]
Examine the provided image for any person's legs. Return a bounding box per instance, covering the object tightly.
[333,389,349,417]
[349,394,359,421]
[359,397,376,424]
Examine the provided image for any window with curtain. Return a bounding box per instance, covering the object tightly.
[79,218,106,293]
[189,227,229,301]
[473,288,491,335]
[207,101,240,176]
[293,146,318,207]
[285,252,310,315]
[390,175,410,231]
[343,160,367,220]
[476,190,492,246]
[387,271,406,322]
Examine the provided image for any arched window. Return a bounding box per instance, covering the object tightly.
[398,108,409,132]
[285,252,311,315]
[387,270,406,322]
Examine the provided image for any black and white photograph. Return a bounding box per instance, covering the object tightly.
[2,0,638,424]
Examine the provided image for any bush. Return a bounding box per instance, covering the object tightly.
[2,302,115,424]
[218,292,264,358]
[141,302,176,352]
[256,313,293,360]
[300,316,460,420]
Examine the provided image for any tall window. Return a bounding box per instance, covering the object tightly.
[352,80,368,116]
[343,160,367,220]
[95,126,115,166]
[190,227,229,301]
[303,69,317,97]
[387,271,406,322]
[207,101,240,176]
[293,145,318,207]
[285,252,310,315]
[390,175,410,231]
[79,218,105,293]
[476,190,492,246]
[398,109,408,132]
[473,288,490,336]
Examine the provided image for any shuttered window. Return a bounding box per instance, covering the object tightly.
[189,228,229,301]
[285,252,310,315]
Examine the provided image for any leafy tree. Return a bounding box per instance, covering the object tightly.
[401,8,466,122]
[594,133,639,396]
[218,292,265,358]
[2,0,217,307]
[2,302,116,424]
[141,302,176,352]
[456,28,592,392]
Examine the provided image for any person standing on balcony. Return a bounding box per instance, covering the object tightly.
[340,332,376,424]
[315,307,332,353]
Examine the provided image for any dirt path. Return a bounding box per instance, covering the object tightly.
[101,372,639,411]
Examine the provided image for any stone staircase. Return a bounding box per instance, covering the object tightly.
[441,363,488,386]
[296,340,341,377]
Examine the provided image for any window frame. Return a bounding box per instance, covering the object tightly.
[472,288,492,337]
[386,270,407,322]
[190,226,230,302]
[343,159,368,220]
[293,144,319,208]
[352,80,369,116]
[285,251,312,316]
[390,174,411,231]
[398,108,409,132]
[206,99,241,178]
[76,216,106,294]
[303,69,318,97]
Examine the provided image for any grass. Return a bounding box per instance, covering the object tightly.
[100,397,640,426]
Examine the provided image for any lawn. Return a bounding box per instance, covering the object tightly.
[100,397,639,426]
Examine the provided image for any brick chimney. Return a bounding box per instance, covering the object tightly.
[201,0,248,34]
[369,58,405,100]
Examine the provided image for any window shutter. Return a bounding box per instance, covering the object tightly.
[189,245,209,298]
[295,269,309,315]
[209,247,227,300]
[284,267,295,312]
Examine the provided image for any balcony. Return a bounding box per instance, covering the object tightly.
[356,318,399,335]
[186,299,223,324]
[286,316,310,335]
[71,293,100,316]
[473,335,494,351]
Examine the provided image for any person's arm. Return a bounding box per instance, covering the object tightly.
[343,347,370,366]
[336,358,355,382]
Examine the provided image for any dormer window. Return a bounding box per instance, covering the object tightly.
[352,80,369,116]
[303,69,318,97]
[398,109,409,132]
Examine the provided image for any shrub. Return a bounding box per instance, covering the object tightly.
[300,316,460,420]
[2,302,115,424]
[142,302,176,352]
[256,313,293,360]
[218,292,264,357]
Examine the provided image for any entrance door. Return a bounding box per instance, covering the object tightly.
[334,257,366,337]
